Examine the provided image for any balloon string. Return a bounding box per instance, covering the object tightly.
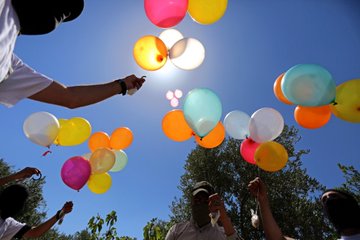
[42,150,52,157]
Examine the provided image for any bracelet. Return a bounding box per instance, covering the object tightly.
[56,210,62,220]
[115,79,127,95]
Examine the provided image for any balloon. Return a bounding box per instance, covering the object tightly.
[110,150,128,172]
[23,111,60,147]
[61,156,91,191]
[273,73,292,105]
[223,110,250,140]
[82,152,92,160]
[294,105,331,129]
[144,0,188,28]
[133,35,168,71]
[162,109,193,142]
[110,127,133,150]
[240,138,260,165]
[183,88,222,137]
[330,79,360,123]
[169,38,205,70]
[188,0,227,25]
[89,148,116,174]
[88,132,110,152]
[195,122,225,148]
[159,29,184,50]
[55,117,91,146]
[281,64,336,106]
[255,141,288,172]
[87,172,112,194]
[249,107,284,143]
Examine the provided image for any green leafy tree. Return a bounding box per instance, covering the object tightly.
[143,218,173,240]
[169,125,337,239]
[338,163,360,201]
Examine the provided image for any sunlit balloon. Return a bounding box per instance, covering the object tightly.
[159,28,184,49]
[195,122,225,148]
[255,141,288,172]
[87,172,112,194]
[23,111,60,147]
[174,89,183,98]
[281,64,336,106]
[133,35,168,71]
[294,105,332,129]
[188,0,227,25]
[89,148,116,174]
[240,138,260,165]
[144,0,188,28]
[166,90,174,100]
[330,79,360,123]
[249,107,284,143]
[110,150,128,172]
[55,117,91,146]
[61,156,91,191]
[170,98,179,107]
[162,109,193,142]
[88,131,110,152]
[273,73,292,105]
[223,110,250,140]
[110,127,133,150]
[169,38,205,70]
[183,88,222,137]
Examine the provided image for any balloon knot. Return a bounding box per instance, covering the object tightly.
[42,150,52,157]
[332,100,338,105]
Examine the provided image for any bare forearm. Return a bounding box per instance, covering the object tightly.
[220,215,236,236]
[24,215,58,238]
[259,199,285,240]
[0,174,17,186]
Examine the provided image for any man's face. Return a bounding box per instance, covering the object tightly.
[191,191,211,226]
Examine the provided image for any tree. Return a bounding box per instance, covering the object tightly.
[143,218,173,240]
[338,163,360,202]
[169,125,337,239]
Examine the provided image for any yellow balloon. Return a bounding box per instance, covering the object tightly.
[133,35,168,71]
[89,148,116,174]
[188,0,228,25]
[87,173,112,194]
[255,141,288,172]
[55,117,92,146]
[330,79,360,123]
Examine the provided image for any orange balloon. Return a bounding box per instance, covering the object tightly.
[110,127,133,150]
[294,105,331,129]
[88,132,110,152]
[273,73,293,105]
[162,109,193,142]
[195,122,225,149]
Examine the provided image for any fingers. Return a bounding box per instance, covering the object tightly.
[20,167,41,178]
[63,201,74,213]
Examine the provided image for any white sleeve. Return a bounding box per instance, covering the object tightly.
[0,217,26,240]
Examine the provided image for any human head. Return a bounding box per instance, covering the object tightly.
[321,189,360,234]
[190,181,215,227]
[0,184,29,219]
[12,0,84,35]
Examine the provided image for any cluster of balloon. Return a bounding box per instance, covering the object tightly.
[23,112,91,148]
[60,127,132,193]
[162,88,226,149]
[166,89,183,107]
[133,28,205,71]
[224,108,288,172]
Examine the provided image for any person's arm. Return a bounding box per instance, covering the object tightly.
[28,75,146,109]
[209,193,236,237]
[0,167,40,186]
[248,177,289,240]
[23,201,73,238]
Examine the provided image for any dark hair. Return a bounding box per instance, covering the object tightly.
[0,184,29,219]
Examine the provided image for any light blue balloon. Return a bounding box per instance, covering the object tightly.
[110,150,128,172]
[183,88,222,137]
[223,110,250,140]
[281,64,336,106]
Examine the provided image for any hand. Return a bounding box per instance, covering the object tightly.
[248,177,268,203]
[61,201,74,214]
[123,74,146,91]
[15,167,41,180]
[209,193,226,216]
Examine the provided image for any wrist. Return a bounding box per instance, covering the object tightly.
[115,79,127,95]
[56,210,63,220]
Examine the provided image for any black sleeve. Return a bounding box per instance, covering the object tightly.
[13,225,31,239]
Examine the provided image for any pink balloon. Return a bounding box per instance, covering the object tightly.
[144,0,188,28]
[240,138,260,165]
[61,156,91,191]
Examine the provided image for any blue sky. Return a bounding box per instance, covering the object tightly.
[1,0,359,238]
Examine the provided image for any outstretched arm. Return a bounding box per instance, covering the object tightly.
[23,201,73,238]
[28,75,146,109]
[0,167,40,186]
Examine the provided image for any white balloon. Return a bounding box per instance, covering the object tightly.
[169,38,205,70]
[110,150,128,172]
[23,112,60,147]
[249,107,284,143]
[223,110,250,139]
[159,28,184,50]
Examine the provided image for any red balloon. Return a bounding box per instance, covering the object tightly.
[240,138,260,165]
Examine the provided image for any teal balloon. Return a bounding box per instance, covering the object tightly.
[183,88,222,137]
[110,150,128,172]
[281,64,336,106]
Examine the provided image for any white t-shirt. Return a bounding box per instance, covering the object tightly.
[0,217,26,240]
[340,234,360,240]
[0,0,53,107]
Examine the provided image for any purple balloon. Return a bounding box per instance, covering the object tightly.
[61,156,91,191]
